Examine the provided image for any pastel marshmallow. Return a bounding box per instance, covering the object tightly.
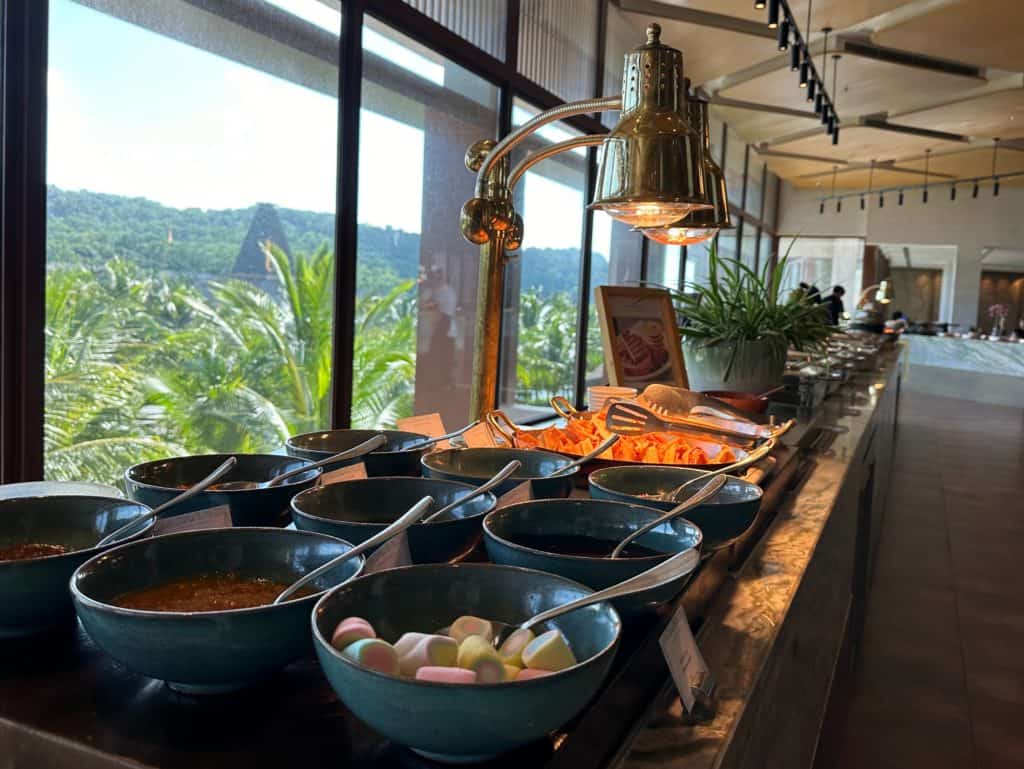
[394,632,430,658]
[330,617,376,651]
[456,635,506,683]
[415,666,477,684]
[399,634,458,677]
[497,628,535,667]
[516,668,554,681]
[503,664,522,681]
[341,638,399,675]
[448,615,494,644]
[521,629,576,672]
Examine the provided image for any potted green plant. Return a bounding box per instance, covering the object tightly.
[671,241,832,394]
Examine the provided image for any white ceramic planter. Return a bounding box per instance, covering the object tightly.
[682,339,786,394]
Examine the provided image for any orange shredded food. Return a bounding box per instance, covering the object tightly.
[511,408,738,465]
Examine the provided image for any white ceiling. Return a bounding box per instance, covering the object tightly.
[623,0,1024,189]
[981,247,1024,271]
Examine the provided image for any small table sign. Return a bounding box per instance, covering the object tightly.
[397,412,449,448]
[152,504,232,536]
[364,531,413,574]
[462,421,498,448]
[320,461,368,485]
[659,606,710,713]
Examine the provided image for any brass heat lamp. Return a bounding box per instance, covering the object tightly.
[459,23,712,419]
[642,92,732,246]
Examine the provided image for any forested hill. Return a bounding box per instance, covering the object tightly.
[46,186,606,297]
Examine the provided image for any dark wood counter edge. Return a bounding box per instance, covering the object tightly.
[0,718,146,769]
[610,348,902,769]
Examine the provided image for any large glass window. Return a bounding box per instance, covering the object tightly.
[45,0,339,483]
[355,18,499,429]
[741,226,759,270]
[725,129,746,209]
[647,244,682,291]
[746,160,764,221]
[518,0,597,103]
[499,99,587,417]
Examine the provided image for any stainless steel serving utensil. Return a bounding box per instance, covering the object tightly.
[610,474,727,558]
[404,421,483,451]
[95,457,238,547]
[605,401,760,444]
[657,438,776,503]
[214,434,388,491]
[447,548,700,648]
[274,495,434,604]
[420,460,521,523]
[547,434,620,477]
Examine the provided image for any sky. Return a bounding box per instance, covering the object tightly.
[46,0,603,249]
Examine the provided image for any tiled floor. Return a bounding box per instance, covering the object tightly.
[833,391,1024,769]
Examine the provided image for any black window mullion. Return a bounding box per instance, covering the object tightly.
[1,0,48,482]
[329,0,366,429]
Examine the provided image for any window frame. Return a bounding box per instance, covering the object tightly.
[0,0,784,479]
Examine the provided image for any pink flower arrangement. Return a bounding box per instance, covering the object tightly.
[988,303,1009,319]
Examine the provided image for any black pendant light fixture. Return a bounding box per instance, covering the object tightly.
[817,28,831,120]
[922,149,930,203]
[831,165,838,212]
[992,138,1001,196]
[777,18,790,50]
[973,180,980,198]
[863,160,874,210]
[791,43,802,71]
[830,54,841,145]
[898,189,904,206]
[754,0,767,8]
[950,184,957,201]
[767,0,780,28]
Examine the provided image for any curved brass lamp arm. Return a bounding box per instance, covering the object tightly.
[507,135,609,190]
[475,96,622,195]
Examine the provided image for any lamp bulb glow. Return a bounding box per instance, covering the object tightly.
[641,226,719,246]
[595,202,707,229]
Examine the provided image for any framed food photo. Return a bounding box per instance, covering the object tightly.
[595,286,688,388]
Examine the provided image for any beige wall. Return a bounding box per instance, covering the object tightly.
[778,182,1024,328]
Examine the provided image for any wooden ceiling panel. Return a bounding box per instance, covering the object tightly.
[873,0,1024,73]
[771,125,966,164]
[898,147,1024,180]
[709,104,812,145]
[785,166,927,190]
[720,53,984,123]
[892,89,1024,139]
[657,0,909,31]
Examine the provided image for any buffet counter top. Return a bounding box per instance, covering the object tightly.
[905,334,1024,376]
[614,349,901,769]
[0,351,901,769]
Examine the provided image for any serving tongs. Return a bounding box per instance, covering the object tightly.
[605,401,763,447]
[638,384,794,441]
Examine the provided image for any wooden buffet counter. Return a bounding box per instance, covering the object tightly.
[0,351,901,769]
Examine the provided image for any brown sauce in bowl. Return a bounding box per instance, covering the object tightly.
[508,533,664,558]
[112,573,315,612]
[0,543,69,562]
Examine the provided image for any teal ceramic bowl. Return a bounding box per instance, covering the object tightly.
[483,499,702,615]
[312,563,620,762]
[421,448,577,499]
[0,495,154,638]
[125,453,320,527]
[71,527,363,694]
[286,429,428,477]
[291,477,495,564]
[588,466,762,552]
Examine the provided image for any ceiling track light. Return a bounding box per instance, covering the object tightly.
[866,160,874,209]
[829,54,841,144]
[807,78,817,102]
[837,198,842,213]
[922,149,930,203]
[879,193,885,208]
[814,92,824,115]
[973,180,980,198]
[994,178,1001,197]
[950,184,957,201]
[819,199,825,214]
[991,138,1000,196]
[859,195,865,210]
[767,0,780,28]
[790,43,801,71]
[832,125,840,145]
[898,189,904,206]
[754,0,767,8]
[820,103,830,125]
[777,18,790,50]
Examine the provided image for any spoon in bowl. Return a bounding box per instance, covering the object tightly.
[404,421,482,452]
[610,473,727,558]
[215,434,388,491]
[95,457,238,547]
[420,460,521,523]
[657,438,775,503]
[547,434,620,477]
[274,495,434,604]
[442,547,700,648]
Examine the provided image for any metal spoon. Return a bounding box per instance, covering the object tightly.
[421,460,521,523]
[215,434,387,491]
[658,438,776,503]
[273,495,434,604]
[95,457,238,547]
[404,421,482,451]
[610,474,727,558]
[548,434,620,477]
[457,548,700,648]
